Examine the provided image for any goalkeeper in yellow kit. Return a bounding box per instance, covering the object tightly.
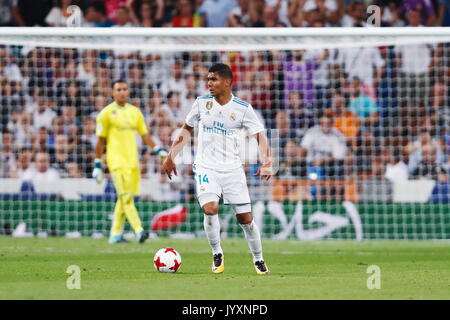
[93,80,167,244]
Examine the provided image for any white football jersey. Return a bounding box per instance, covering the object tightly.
[185,94,264,171]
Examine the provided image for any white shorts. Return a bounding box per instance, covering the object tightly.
[193,164,251,207]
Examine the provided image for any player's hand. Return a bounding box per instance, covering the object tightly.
[92,159,104,184]
[161,155,177,180]
[254,163,275,181]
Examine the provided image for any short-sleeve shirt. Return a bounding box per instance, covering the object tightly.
[185,94,264,171]
[96,102,147,171]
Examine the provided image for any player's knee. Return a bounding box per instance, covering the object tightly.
[202,202,219,215]
[120,192,133,204]
[236,212,253,224]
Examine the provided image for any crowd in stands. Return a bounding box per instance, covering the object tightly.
[0,0,450,201]
[0,0,449,28]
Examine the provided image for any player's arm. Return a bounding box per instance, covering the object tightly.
[161,123,194,180]
[136,109,168,160]
[93,109,110,184]
[141,133,168,160]
[254,130,275,181]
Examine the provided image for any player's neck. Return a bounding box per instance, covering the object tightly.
[115,100,127,107]
[214,92,232,106]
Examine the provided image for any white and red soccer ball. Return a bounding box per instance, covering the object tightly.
[153,248,182,273]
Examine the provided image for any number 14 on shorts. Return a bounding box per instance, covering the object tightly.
[197,174,209,184]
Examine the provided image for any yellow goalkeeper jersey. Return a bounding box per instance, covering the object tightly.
[96,102,148,171]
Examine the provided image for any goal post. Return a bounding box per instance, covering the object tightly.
[0,27,449,240]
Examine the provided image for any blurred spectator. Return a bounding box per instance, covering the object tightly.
[406,127,446,179]
[266,0,292,27]
[437,0,450,26]
[77,49,98,89]
[114,5,134,26]
[347,77,379,132]
[395,29,435,108]
[279,139,308,178]
[227,0,250,26]
[32,90,56,131]
[337,46,385,99]
[61,105,81,130]
[9,110,34,148]
[159,60,186,98]
[48,116,65,148]
[80,117,97,149]
[0,0,14,26]
[21,151,60,181]
[13,146,33,178]
[0,129,16,178]
[327,90,360,147]
[402,0,436,26]
[245,51,275,119]
[90,93,109,119]
[170,0,204,27]
[261,2,284,27]
[274,110,299,150]
[282,50,322,109]
[0,46,23,83]
[373,0,405,26]
[285,90,316,140]
[67,161,83,178]
[300,112,347,180]
[127,61,152,102]
[384,147,409,182]
[12,0,52,26]
[289,0,343,27]
[105,0,127,23]
[127,0,164,27]
[161,91,184,125]
[341,0,368,27]
[31,126,53,155]
[198,0,237,27]
[51,134,75,177]
[45,0,84,27]
[84,2,116,27]
[247,0,266,27]
[429,80,449,137]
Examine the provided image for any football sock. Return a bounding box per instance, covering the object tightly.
[111,197,126,236]
[240,220,263,263]
[121,193,144,234]
[203,214,223,255]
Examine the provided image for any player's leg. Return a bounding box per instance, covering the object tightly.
[200,195,224,274]
[108,170,129,243]
[109,198,128,243]
[194,165,224,273]
[234,208,269,275]
[112,169,148,243]
[223,168,269,274]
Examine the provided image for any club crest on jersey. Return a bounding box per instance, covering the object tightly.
[230,113,236,121]
[206,101,213,110]
[112,110,117,116]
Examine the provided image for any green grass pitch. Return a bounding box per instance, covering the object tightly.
[0,237,449,300]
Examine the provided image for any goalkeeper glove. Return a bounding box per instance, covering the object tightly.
[153,145,168,161]
[92,159,104,184]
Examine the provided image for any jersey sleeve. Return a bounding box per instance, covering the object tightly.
[242,105,264,135]
[136,109,148,136]
[185,98,200,127]
[96,109,109,138]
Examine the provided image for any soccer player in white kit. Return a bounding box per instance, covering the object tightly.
[162,63,274,275]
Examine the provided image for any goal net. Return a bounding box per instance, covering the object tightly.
[1,27,449,240]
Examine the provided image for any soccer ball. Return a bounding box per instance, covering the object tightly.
[153,248,182,273]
